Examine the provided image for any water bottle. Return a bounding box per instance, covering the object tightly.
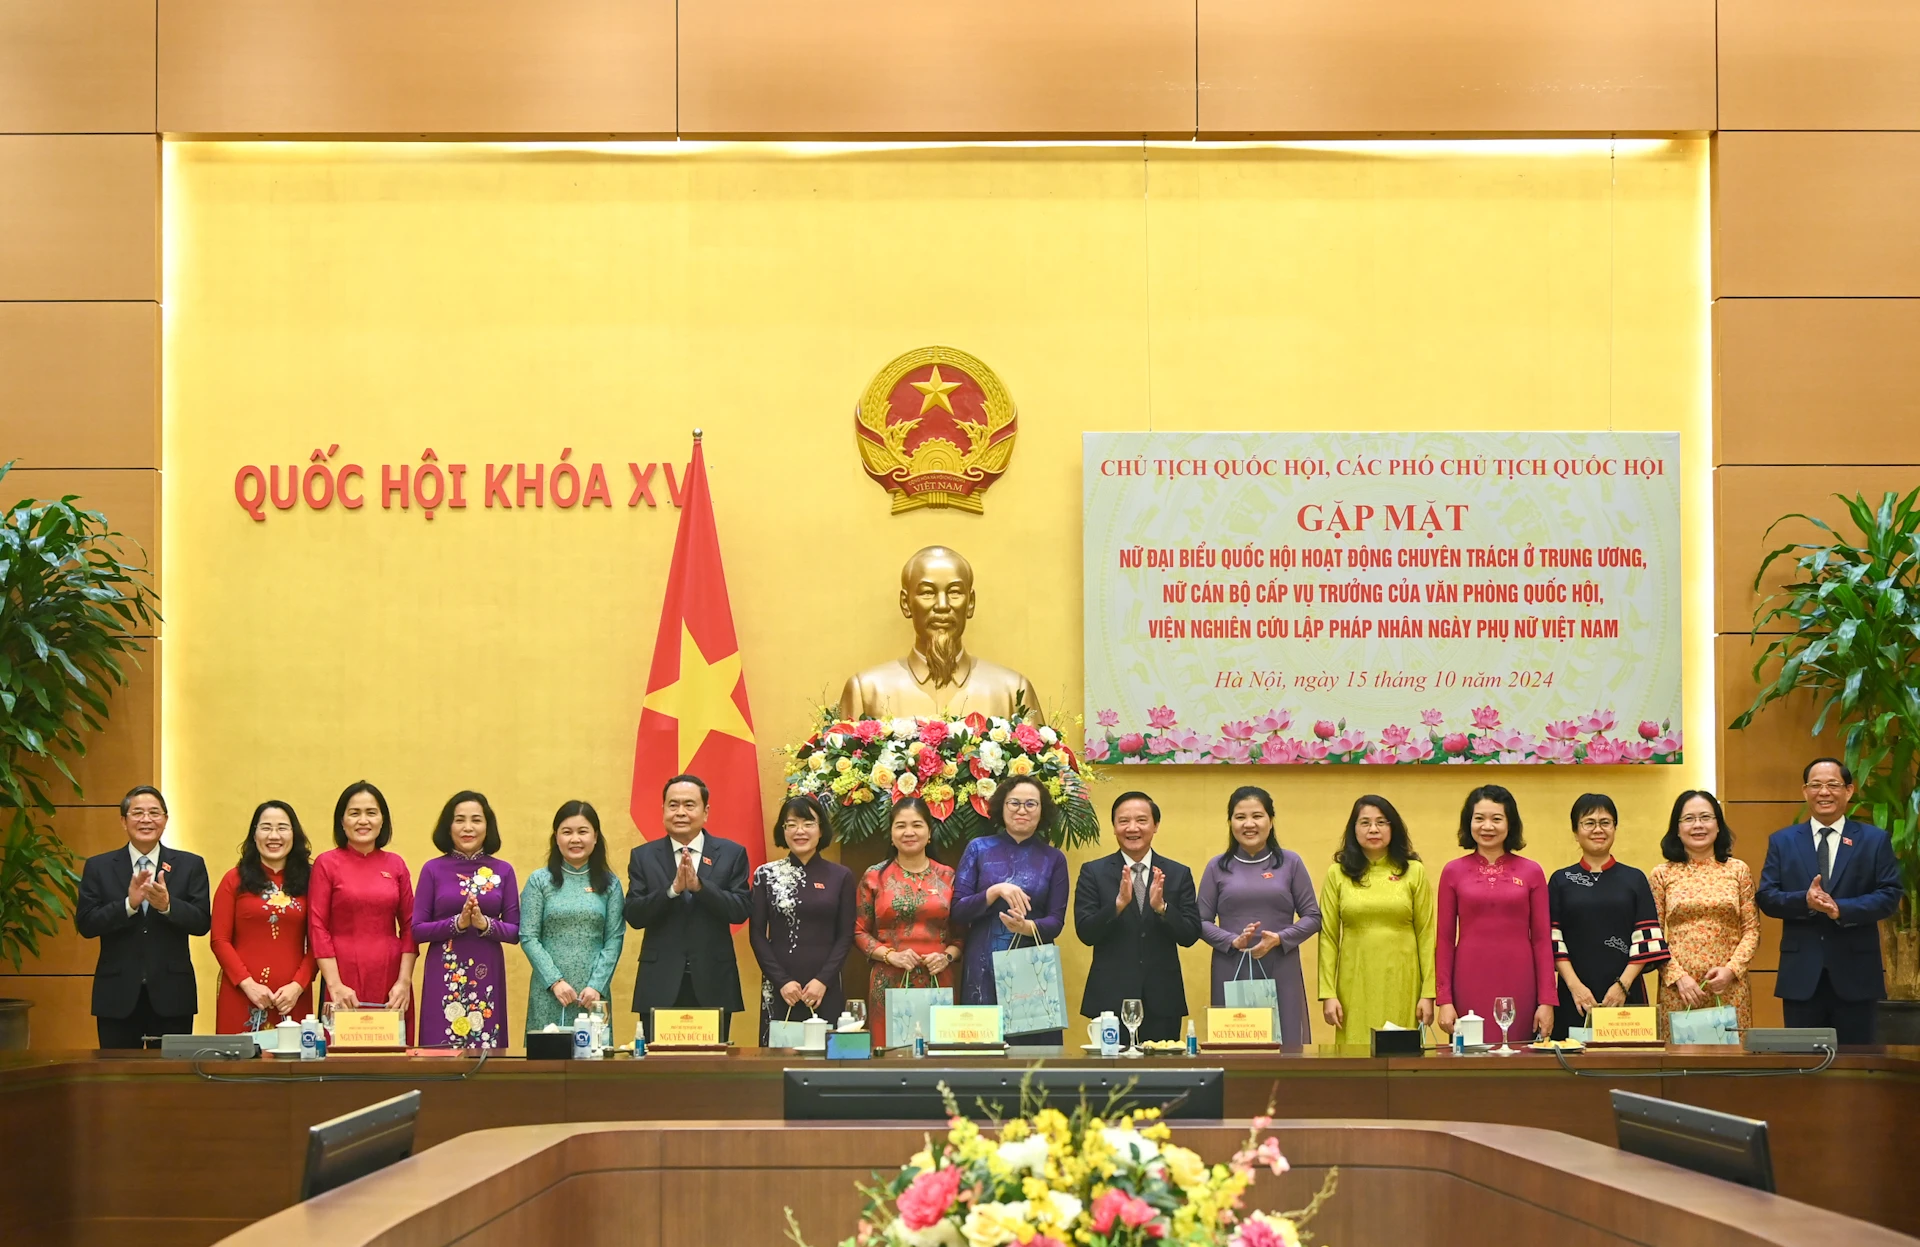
[911,1019,926,1059]
[299,1017,322,1061]
[572,1014,594,1060]
[1185,1018,1198,1057]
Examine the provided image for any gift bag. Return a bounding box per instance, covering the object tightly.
[1667,1000,1740,1046]
[767,1002,813,1049]
[1223,950,1282,1038]
[884,974,952,1050]
[993,933,1069,1036]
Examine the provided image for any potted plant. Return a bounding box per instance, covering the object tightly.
[1732,487,1920,1042]
[0,462,158,1048]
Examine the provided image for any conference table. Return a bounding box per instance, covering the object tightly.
[2,1045,1915,1246]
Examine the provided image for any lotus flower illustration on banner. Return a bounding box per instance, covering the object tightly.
[1084,705,1682,766]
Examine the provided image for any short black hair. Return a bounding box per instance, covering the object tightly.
[773,794,835,850]
[432,790,502,856]
[120,785,167,817]
[989,776,1059,834]
[662,773,710,806]
[332,780,393,849]
[1457,784,1525,852]
[1803,757,1854,785]
[1569,793,1618,832]
[1110,790,1160,823]
[1662,789,1734,863]
[237,800,312,896]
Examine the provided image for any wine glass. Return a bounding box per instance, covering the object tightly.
[1492,996,1517,1055]
[1121,998,1145,1057]
[847,1000,867,1031]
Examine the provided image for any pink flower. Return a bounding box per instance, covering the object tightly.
[1147,705,1178,729]
[1312,720,1337,740]
[919,719,949,748]
[1085,738,1111,762]
[1577,709,1616,736]
[1096,708,1120,728]
[1470,735,1502,756]
[1253,709,1293,734]
[1328,730,1368,754]
[1420,708,1445,728]
[1544,720,1580,741]
[1168,728,1207,752]
[1295,739,1331,762]
[1173,750,1214,765]
[1362,747,1397,765]
[1395,739,1435,763]
[1654,731,1684,755]
[1145,734,1177,755]
[1583,735,1623,764]
[1092,1188,1156,1234]
[1118,732,1146,756]
[1617,740,1655,762]
[896,1165,961,1230]
[1259,737,1298,765]
[1483,728,1529,754]
[1220,720,1255,741]
[1497,751,1538,765]
[1470,705,1501,730]
[917,748,943,780]
[1380,724,1411,748]
[1232,1221,1291,1247]
[1012,723,1045,754]
[1212,737,1253,764]
[1441,732,1469,755]
[1028,1237,1068,1247]
[1532,739,1577,763]
[854,720,885,744]
[1637,720,1660,741]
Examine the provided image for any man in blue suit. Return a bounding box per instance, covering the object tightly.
[1756,758,1903,1043]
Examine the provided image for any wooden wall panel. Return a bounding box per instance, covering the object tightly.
[0,135,156,300]
[158,0,676,136]
[2,468,160,583]
[1715,300,1920,466]
[1716,633,1846,804]
[1716,132,1920,297]
[1715,465,1920,631]
[1720,0,1920,131]
[0,1,156,134]
[677,0,1195,137]
[0,976,94,1050]
[1197,0,1715,135]
[0,808,144,978]
[0,303,159,470]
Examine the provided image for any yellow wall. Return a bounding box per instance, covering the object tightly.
[162,139,1710,1043]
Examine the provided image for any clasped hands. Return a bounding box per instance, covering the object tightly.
[778,978,831,1010]
[126,865,170,914]
[987,881,1040,937]
[1565,978,1629,1016]
[881,946,952,974]
[1671,966,1737,1010]
[549,981,602,1008]
[1229,921,1284,958]
[1114,865,1168,914]
[1806,874,1840,920]
[674,852,703,895]
[453,895,490,934]
[240,978,306,1016]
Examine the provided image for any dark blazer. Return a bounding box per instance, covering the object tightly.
[1756,818,1902,1002]
[624,834,752,1015]
[74,844,213,1019]
[1073,850,1202,1019]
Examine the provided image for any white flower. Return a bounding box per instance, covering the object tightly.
[974,778,997,800]
[467,1010,486,1032]
[886,1219,965,1247]
[946,718,970,740]
[988,727,1011,744]
[995,1134,1049,1175]
[1039,726,1058,744]
[1034,1190,1082,1225]
[443,1001,463,1021]
[976,741,1006,775]
[960,1202,1027,1247]
[890,717,919,740]
[1102,1127,1160,1165]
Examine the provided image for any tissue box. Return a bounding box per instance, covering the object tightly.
[1371,1027,1424,1056]
[825,1031,872,1060]
[525,1031,576,1060]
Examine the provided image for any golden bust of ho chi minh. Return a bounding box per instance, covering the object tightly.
[838,546,1041,723]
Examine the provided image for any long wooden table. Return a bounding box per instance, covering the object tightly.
[3,1046,1916,1246]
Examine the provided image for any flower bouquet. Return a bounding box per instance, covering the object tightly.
[1085,704,1682,767]
[781,702,1101,849]
[784,1080,1336,1247]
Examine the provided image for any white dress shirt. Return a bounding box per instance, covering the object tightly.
[125,840,165,916]
[666,832,706,897]
[1810,817,1844,877]
[1120,849,1154,910]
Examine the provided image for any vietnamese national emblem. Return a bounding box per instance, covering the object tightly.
[854,346,1018,514]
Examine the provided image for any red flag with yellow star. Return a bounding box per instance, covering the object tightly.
[629,433,765,870]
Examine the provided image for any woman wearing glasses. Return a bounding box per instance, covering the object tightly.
[950,776,1071,1043]
[1547,794,1669,1039]
[1650,790,1759,1039]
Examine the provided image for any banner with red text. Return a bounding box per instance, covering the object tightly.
[1083,431,1682,766]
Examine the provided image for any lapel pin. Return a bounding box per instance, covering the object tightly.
[1843,837,1854,846]
[702,856,713,866]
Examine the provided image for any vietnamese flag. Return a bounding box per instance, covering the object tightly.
[629,433,765,872]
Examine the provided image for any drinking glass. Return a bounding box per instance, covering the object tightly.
[847,1000,867,1030]
[1493,996,1517,1055]
[1121,998,1145,1056]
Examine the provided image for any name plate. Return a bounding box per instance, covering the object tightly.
[650,1007,725,1047]
[328,1008,407,1051]
[1588,1006,1658,1045]
[928,1005,1003,1045]
[1205,1007,1275,1045]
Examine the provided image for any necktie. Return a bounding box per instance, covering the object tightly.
[1817,828,1833,881]
[136,856,152,913]
[1134,863,1148,913]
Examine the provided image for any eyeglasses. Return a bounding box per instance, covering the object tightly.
[1678,814,1718,827]
[1803,782,1849,793]
[1004,799,1041,813]
[1577,819,1615,831]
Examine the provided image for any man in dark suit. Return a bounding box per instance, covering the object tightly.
[1756,758,1903,1044]
[625,773,752,1042]
[74,786,213,1048]
[1073,790,1202,1043]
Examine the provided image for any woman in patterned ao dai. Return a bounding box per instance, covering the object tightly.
[211,801,317,1033]
[855,797,963,1049]
[414,791,520,1049]
[750,795,855,1046]
[519,800,625,1034]
[1650,790,1759,1038]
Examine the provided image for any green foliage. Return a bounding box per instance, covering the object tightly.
[0,461,158,970]
[1731,488,1920,932]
